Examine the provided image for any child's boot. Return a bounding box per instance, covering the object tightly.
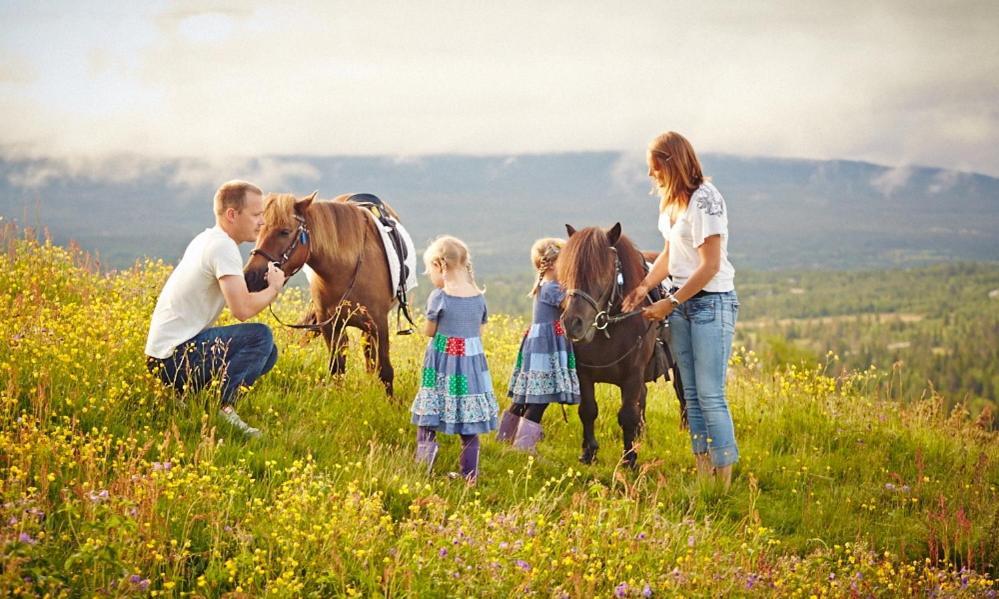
[496,409,522,443]
[459,435,480,484]
[415,428,439,474]
[512,419,543,453]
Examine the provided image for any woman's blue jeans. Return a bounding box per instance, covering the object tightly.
[668,290,739,467]
[147,323,278,407]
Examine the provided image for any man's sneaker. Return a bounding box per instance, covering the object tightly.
[219,407,261,438]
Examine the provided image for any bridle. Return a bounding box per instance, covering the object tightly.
[564,248,644,341]
[564,246,656,369]
[249,214,311,278]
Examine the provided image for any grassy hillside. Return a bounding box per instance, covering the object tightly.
[1,227,997,597]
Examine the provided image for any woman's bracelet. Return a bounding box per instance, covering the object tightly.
[665,291,681,307]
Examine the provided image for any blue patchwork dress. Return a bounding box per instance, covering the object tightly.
[508,281,581,405]
[411,289,499,434]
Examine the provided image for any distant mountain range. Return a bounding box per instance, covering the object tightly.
[2,152,997,275]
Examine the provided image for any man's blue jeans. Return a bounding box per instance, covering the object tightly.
[146,323,278,407]
[668,290,739,468]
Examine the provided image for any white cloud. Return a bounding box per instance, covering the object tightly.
[4,153,320,192]
[1,1,998,175]
[928,170,964,194]
[609,150,648,195]
[870,166,915,197]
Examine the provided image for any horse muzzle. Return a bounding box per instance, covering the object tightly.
[243,266,268,292]
[564,315,596,344]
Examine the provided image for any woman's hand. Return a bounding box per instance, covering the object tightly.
[641,299,673,321]
[622,282,650,312]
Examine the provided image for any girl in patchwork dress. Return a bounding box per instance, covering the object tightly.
[498,238,581,451]
[411,235,499,484]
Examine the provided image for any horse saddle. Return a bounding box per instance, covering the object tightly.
[347,193,417,334]
[347,193,411,295]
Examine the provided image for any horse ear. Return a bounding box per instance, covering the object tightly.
[565,224,577,237]
[606,222,622,245]
[297,191,318,212]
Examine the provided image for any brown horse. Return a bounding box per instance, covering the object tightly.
[558,223,659,467]
[244,192,401,395]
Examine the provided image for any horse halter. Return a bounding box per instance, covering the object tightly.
[249,214,311,278]
[565,248,630,340]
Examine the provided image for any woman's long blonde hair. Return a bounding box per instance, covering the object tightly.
[648,131,705,214]
[423,235,484,292]
[527,237,564,296]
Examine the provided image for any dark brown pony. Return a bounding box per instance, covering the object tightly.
[558,223,658,467]
[244,192,401,394]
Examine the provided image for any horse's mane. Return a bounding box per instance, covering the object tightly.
[557,227,645,298]
[263,193,369,259]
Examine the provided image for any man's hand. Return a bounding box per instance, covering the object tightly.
[265,262,287,289]
[641,299,673,321]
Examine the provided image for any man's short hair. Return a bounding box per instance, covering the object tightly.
[214,180,263,216]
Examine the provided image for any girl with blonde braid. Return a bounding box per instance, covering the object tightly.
[498,238,580,451]
[411,236,498,484]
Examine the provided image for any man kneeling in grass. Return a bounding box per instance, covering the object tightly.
[145,180,286,437]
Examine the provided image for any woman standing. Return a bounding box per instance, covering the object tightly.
[622,131,740,489]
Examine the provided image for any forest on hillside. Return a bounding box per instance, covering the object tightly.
[479,263,999,419]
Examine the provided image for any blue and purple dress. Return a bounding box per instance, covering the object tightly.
[508,281,581,405]
[411,289,499,434]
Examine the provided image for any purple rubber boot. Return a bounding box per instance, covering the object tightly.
[512,418,543,453]
[415,427,439,474]
[459,435,480,483]
[496,409,522,443]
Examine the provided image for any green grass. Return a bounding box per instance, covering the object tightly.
[1,226,997,597]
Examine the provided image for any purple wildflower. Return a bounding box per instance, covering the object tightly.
[439,548,448,557]
[87,489,109,504]
[642,583,653,597]
[687,534,696,547]
[884,482,895,491]
[7,516,17,526]
[745,573,758,589]
[498,541,509,550]
[637,532,647,540]
[18,532,36,545]
[614,582,630,598]
[516,559,531,571]
[152,461,172,472]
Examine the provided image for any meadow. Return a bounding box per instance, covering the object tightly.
[1,225,997,597]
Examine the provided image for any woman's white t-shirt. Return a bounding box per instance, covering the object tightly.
[657,181,735,293]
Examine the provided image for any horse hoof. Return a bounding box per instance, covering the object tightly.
[579,449,597,465]
[622,452,638,469]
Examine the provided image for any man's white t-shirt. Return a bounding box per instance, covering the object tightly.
[657,181,736,293]
[145,227,244,359]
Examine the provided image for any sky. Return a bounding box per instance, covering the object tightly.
[1,0,998,176]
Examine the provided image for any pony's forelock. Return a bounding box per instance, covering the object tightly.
[557,227,645,296]
[262,193,373,258]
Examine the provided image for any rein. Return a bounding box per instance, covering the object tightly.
[574,320,655,369]
[565,247,645,339]
[263,223,369,333]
